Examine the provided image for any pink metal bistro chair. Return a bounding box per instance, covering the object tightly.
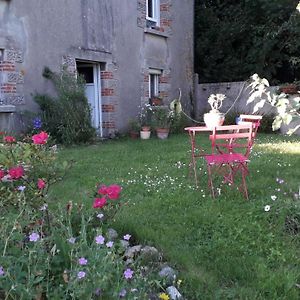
[205,124,254,199]
[215,114,262,158]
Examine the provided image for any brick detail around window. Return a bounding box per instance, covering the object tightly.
[100,63,118,137]
[0,62,16,72]
[62,55,77,75]
[1,83,17,93]
[137,0,146,28]
[160,0,172,35]
[101,71,114,80]
[101,88,115,96]
[160,18,172,28]
[159,75,170,84]
[102,121,116,129]
[160,3,170,12]
[102,104,115,112]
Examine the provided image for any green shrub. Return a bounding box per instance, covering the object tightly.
[34,67,96,145]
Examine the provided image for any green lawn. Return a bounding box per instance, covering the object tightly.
[51,133,300,299]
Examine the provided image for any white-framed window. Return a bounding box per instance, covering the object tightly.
[0,49,4,62]
[146,0,160,25]
[149,68,161,99]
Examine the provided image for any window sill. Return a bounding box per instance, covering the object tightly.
[144,28,169,38]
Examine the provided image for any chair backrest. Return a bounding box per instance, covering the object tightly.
[210,124,253,157]
[239,114,262,138]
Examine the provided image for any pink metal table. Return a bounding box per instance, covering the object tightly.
[184,126,213,187]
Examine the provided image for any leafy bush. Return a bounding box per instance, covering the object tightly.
[34,67,96,145]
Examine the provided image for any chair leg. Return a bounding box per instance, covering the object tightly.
[239,163,249,200]
[207,164,215,198]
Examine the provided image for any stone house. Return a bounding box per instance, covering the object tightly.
[0,0,194,136]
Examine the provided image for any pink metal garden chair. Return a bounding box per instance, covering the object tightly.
[214,114,262,158]
[205,124,254,199]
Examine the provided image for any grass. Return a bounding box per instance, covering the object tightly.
[51,133,300,299]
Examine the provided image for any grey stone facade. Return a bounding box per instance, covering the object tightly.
[0,0,194,136]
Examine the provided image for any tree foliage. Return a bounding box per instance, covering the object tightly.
[195,0,300,84]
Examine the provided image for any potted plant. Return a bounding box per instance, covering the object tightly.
[152,106,173,139]
[128,118,140,139]
[139,104,153,139]
[150,96,163,106]
[204,93,226,129]
[279,83,299,95]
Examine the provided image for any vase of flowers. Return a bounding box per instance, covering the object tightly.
[204,93,226,129]
[139,104,153,139]
[152,106,173,139]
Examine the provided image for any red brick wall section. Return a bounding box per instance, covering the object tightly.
[102,104,115,112]
[101,71,114,80]
[1,83,17,93]
[102,121,116,129]
[0,62,15,72]
[101,88,114,97]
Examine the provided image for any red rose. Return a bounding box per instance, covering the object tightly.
[32,131,49,145]
[97,185,108,195]
[8,166,24,180]
[37,179,46,190]
[4,136,16,143]
[93,197,107,209]
[0,169,5,180]
[107,184,122,200]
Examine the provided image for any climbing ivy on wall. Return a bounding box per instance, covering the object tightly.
[195,0,300,84]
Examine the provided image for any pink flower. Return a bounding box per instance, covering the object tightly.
[97,185,108,195]
[107,184,122,200]
[8,166,24,180]
[32,131,49,145]
[37,179,46,190]
[4,136,16,143]
[0,170,5,180]
[93,197,107,209]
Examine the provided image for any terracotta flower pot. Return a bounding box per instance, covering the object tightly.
[156,128,169,139]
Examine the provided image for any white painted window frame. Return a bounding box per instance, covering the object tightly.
[149,68,161,98]
[146,0,160,25]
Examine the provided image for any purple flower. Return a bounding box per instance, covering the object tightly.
[29,232,40,242]
[77,271,86,279]
[0,266,5,277]
[119,288,127,298]
[67,237,76,244]
[33,117,42,129]
[78,257,88,265]
[106,241,114,248]
[95,235,105,245]
[123,268,134,279]
[94,288,102,296]
[123,234,131,241]
[17,185,26,192]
